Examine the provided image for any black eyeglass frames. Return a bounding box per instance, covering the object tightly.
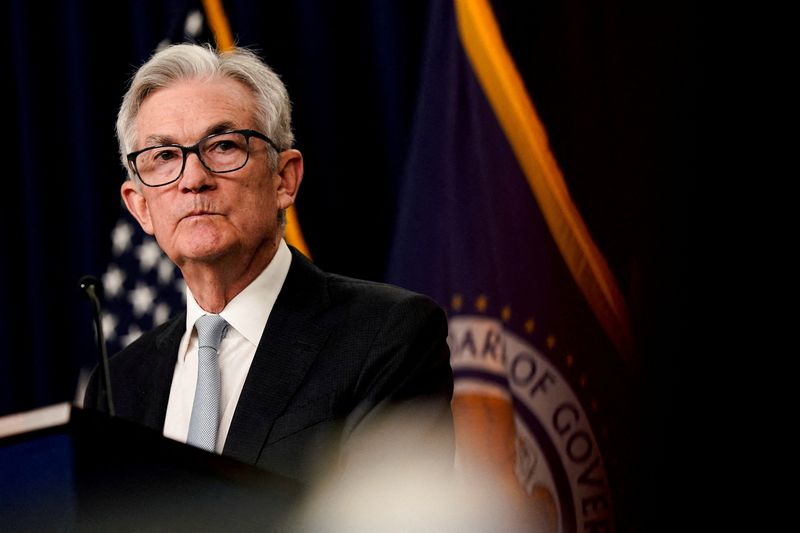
[126,129,280,187]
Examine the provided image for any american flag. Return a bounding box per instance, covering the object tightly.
[100,209,185,356]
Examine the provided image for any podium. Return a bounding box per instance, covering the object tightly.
[0,406,306,531]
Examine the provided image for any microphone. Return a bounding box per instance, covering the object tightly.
[79,275,115,416]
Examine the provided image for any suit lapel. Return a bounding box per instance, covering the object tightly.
[139,314,184,430]
[223,248,332,464]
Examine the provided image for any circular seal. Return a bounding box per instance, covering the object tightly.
[449,315,614,532]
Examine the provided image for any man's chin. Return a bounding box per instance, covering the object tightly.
[179,247,230,265]
[171,224,232,260]
[173,238,233,266]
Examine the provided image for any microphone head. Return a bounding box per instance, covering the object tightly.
[79,275,104,300]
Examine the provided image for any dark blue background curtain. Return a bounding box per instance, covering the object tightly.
[2,1,693,529]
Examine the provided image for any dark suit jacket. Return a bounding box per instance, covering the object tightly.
[85,247,454,483]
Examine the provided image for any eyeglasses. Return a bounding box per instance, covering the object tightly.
[126,129,279,187]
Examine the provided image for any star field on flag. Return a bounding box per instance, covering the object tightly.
[100,214,185,355]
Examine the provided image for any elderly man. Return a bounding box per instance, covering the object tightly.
[85,43,453,483]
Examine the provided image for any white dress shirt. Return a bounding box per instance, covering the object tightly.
[163,239,292,453]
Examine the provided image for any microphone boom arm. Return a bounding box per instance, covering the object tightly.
[79,276,115,416]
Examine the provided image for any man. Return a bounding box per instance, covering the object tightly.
[85,43,453,484]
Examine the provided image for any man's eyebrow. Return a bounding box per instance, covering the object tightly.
[141,122,240,148]
[206,122,238,136]
[143,134,175,147]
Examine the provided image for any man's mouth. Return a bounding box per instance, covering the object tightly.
[182,210,219,220]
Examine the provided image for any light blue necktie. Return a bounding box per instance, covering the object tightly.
[186,314,228,452]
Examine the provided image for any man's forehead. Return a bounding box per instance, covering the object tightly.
[135,79,256,146]
[141,122,240,147]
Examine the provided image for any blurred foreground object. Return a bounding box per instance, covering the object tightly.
[295,401,552,532]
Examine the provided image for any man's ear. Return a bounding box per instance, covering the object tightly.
[121,180,155,235]
[275,149,304,210]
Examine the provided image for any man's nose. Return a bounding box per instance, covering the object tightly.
[179,151,216,192]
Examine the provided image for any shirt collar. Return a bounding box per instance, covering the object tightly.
[185,239,292,346]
